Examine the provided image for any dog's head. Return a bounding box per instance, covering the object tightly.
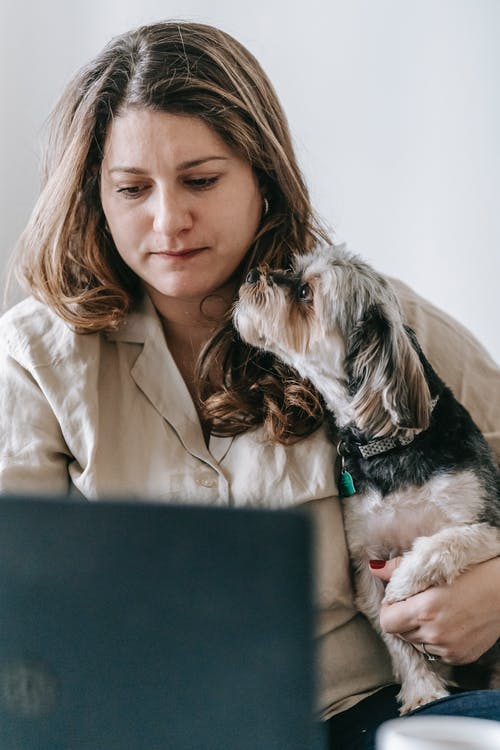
[233,244,431,437]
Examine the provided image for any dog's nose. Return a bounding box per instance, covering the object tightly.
[246,267,260,284]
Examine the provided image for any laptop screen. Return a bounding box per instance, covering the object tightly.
[0,497,318,750]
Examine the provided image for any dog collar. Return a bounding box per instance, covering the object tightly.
[357,432,416,459]
[340,395,440,460]
[337,396,439,498]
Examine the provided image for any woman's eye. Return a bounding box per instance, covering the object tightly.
[116,185,147,199]
[185,176,219,190]
[298,282,312,301]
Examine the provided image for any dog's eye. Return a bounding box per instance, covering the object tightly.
[298,283,312,302]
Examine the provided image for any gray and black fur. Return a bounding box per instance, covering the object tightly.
[337,325,500,523]
[234,243,500,712]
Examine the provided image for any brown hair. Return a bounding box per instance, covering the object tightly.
[14,21,330,441]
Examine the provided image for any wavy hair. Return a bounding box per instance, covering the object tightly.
[14,21,331,442]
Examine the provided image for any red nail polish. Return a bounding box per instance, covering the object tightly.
[369,560,386,569]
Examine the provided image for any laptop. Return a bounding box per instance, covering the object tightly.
[0,497,319,749]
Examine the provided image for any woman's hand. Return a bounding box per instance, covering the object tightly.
[369,556,500,663]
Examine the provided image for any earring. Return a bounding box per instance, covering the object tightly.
[263,197,270,217]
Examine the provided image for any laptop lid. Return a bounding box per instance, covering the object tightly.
[0,497,317,750]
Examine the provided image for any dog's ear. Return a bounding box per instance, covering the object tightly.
[345,304,431,437]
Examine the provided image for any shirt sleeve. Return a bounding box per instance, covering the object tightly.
[392,277,500,464]
[0,349,71,496]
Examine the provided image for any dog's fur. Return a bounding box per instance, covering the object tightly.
[233,243,500,713]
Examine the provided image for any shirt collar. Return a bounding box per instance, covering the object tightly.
[105,293,158,344]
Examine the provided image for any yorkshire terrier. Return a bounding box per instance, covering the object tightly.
[233,243,500,713]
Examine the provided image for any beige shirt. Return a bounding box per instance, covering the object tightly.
[1,279,499,719]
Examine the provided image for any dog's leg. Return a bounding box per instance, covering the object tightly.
[384,523,500,604]
[382,632,450,713]
[380,523,500,710]
[354,564,449,713]
[353,560,387,624]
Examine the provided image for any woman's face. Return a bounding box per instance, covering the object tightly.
[100,108,263,310]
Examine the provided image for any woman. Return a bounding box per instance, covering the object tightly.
[1,21,499,749]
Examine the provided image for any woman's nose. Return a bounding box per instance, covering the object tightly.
[153,190,193,236]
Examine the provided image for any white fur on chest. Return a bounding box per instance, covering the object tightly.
[341,469,485,562]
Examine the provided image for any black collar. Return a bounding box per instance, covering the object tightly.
[339,395,440,459]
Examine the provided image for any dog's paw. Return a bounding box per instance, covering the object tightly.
[384,558,425,603]
[384,538,461,603]
[397,684,449,715]
[395,652,450,714]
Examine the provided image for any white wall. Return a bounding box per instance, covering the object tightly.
[1,0,499,362]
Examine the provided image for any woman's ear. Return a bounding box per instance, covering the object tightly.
[346,304,431,437]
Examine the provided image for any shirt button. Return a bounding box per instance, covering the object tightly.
[196,471,217,489]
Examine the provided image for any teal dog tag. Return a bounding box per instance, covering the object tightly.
[339,470,356,497]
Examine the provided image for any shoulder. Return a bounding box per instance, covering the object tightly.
[389,277,497,368]
[388,277,500,444]
[0,296,99,368]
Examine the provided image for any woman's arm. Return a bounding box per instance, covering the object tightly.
[0,350,71,495]
[370,556,500,663]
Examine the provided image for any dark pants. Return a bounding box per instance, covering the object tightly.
[324,686,500,750]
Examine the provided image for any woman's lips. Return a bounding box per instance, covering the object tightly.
[153,247,208,260]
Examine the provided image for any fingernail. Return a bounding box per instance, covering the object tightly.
[369,560,386,569]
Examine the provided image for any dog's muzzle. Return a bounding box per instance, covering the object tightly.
[245,267,262,284]
[245,267,290,288]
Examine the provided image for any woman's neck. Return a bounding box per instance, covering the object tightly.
[146,283,235,444]
[146,281,235,334]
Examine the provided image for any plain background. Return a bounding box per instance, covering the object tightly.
[1,0,498,362]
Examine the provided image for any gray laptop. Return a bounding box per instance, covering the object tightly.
[0,497,319,749]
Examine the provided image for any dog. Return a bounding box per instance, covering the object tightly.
[233,243,500,713]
